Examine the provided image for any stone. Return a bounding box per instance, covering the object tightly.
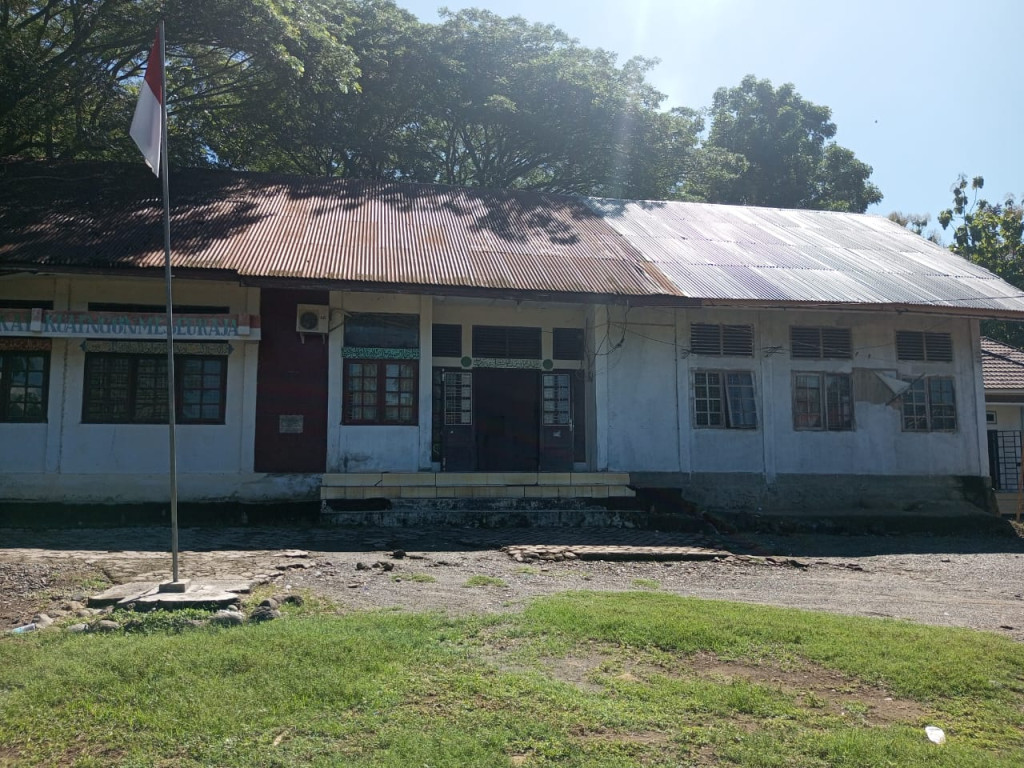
[355,561,370,570]
[94,620,120,632]
[66,623,88,634]
[185,619,207,629]
[249,606,282,623]
[282,594,304,607]
[377,561,394,572]
[32,613,54,628]
[88,582,160,607]
[347,582,361,589]
[259,597,280,610]
[211,610,244,627]
[158,579,191,593]
[131,584,242,610]
[390,549,406,559]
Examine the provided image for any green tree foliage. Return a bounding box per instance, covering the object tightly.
[366,7,701,197]
[0,4,880,210]
[0,0,359,164]
[887,211,941,244]
[689,75,882,212]
[940,175,1024,345]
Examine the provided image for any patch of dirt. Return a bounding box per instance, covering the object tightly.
[494,643,927,727]
[0,561,106,630]
[685,651,928,726]
[571,727,673,745]
[3,528,1024,643]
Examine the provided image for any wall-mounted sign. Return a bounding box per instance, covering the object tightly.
[81,340,232,356]
[0,337,52,352]
[279,415,304,434]
[0,309,261,341]
[470,357,543,370]
[341,346,419,360]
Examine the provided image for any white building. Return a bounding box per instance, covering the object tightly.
[2,164,1022,517]
[981,337,1024,515]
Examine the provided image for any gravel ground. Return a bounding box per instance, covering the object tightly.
[1,526,1022,640]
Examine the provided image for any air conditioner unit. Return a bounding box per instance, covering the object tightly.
[295,304,330,334]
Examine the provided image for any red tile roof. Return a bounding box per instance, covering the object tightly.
[981,337,1024,391]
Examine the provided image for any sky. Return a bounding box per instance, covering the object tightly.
[401,0,1021,238]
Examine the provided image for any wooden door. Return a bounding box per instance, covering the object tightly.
[475,368,539,471]
[539,372,573,471]
[441,371,475,471]
[253,289,329,473]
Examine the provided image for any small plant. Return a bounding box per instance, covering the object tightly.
[802,692,828,709]
[111,608,213,634]
[631,578,661,591]
[515,566,540,576]
[464,575,507,588]
[393,573,436,583]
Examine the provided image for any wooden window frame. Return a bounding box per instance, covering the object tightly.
[895,330,953,362]
[82,353,227,425]
[431,324,463,358]
[792,372,854,431]
[343,359,418,426]
[0,350,50,423]
[552,328,585,360]
[902,376,957,432]
[693,370,757,429]
[690,323,754,357]
[790,326,852,360]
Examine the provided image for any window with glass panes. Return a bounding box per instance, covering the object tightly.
[344,361,417,425]
[0,351,49,422]
[902,377,956,432]
[179,358,226,423]
[82,353,225,424]
[793,373,853,430]
[542,373,571,425]
[694,370,757,429]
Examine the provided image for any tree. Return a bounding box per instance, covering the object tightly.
[888,211,941,244]
[0,0,360,166]
[940,175,1024,346]
[689,75,881,212]
[404,9,700,197]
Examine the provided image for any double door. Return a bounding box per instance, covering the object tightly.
[440,369,576,472]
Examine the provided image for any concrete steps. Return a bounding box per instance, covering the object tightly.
[320,472,635,501]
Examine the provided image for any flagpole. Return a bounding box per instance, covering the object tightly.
[158,19,180,584]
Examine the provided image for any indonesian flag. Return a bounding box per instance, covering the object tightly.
[130,28,163,175]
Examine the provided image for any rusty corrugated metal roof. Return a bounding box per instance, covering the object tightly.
[982,337,1024,391]
[586,198,1024,314]
[4,163,1024,316]
[0,164,667,297]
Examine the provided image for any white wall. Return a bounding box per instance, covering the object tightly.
[987,404,1024,431]
[1,272,994,502]
[1,274,268,501]
[595,305,987,477]
[598,306,682,472]
[326,293,588,472]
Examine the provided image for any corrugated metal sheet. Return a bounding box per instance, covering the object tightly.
[586,198,1024,312]
[0,166,666,298]
[4,163,1024,316]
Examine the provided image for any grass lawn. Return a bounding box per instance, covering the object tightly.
[1,592,1022,767]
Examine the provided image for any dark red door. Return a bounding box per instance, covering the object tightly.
[475,369,540,471]
[254,289,329,473]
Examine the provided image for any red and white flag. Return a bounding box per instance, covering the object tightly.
[130,28,163,175]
